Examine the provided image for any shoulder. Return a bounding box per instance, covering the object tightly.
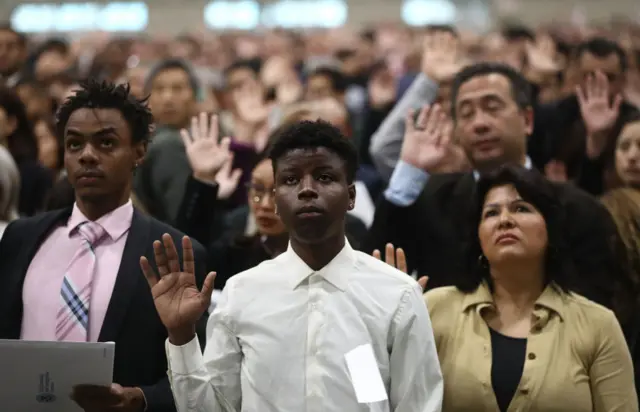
[424,286,465,313]
[563,292,619,325]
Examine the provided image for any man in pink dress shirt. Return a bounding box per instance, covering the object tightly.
[0,79,207,412]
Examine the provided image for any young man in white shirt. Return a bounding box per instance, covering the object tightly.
[141,119,443,412]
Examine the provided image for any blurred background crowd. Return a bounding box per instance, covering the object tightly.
[3,0,640,407]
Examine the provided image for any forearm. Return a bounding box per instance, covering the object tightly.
[166,338,230,412]
[370,74,439,181]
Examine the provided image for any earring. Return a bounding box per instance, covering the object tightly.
[477,254,488,268]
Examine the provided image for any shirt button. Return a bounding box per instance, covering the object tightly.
[528,352,536,360]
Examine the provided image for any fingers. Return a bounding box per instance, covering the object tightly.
[152,240,170,277]
[229,168,243,186]
[385,243,395,267]
[200,271,217,305]
[197,112,208,141]
[207,114,219,141]
[190,116,200,141]
[438,118,453,148]
[140,256,159,288]
[162,233,181,274]
[219,136,231,152]
[180,128,192,148]
[418,276,429,290]
[396,247,408,274]
[575,85,586,107]
[182,236,195,275]
[372,249,381,260]
[404,109,416,133]
[612,94,623,112]
[415,105,430,129]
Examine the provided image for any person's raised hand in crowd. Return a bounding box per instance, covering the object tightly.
[181,112,233,184]
[140,235,216,346]
[400,104,454,174]
[71,383,145,412]
[421,31,461,83]
[373,243,429,290]
[368,65,397,109]
[576,70,623,159]
[214,156,243,200]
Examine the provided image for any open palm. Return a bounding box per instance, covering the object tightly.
[576,71,622,135]
[400,104,453,173]
[181,112,232,183]
[140,234,216,332]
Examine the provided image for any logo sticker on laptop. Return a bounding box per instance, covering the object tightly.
[36,372,57,403]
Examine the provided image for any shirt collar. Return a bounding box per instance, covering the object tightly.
[67,200,134,242]
[461,280,566,321]
[282,238,355,291]
[473,156,532,181]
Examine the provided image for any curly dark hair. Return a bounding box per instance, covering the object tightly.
[55,79,153,145]
[457,165,579,293]
[268,119,358,184]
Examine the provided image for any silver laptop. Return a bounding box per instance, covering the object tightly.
[0,340,115,412]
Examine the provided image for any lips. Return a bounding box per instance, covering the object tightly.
[76,170,105,181]
[296,205,325,217]
[495,233,519,244]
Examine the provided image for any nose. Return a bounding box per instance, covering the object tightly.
[297,175,318,200]
[497,209,516,229]
[470,110,492,135]
[629,144,640,164]
[257,190,275,210]
[78,143,99,165]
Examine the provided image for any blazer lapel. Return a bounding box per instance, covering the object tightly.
[98,209,151,342]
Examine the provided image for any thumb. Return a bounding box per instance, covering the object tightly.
[418,276,429,290]
[612,94,623,112]
[230,168,243,184]
[110,383,125,396]
[200,272,217,304]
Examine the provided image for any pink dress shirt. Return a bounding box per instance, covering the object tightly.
[20,201,134,342]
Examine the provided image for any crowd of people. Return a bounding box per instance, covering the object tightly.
[1,15,640,411]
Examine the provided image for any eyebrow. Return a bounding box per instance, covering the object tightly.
[66,127,119,138]
[483,198,526,209]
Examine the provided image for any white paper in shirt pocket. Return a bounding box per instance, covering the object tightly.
[344,343,388,403]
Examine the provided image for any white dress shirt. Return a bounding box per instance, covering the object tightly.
[166,240,443,412]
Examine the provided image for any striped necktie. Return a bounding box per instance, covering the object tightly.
[56,221,108,342]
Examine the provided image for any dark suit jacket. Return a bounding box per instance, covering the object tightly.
[366,171,629,310]
[0,207,208,412]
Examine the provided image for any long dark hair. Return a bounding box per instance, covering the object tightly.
[456,166,578,293]
[0,87,39,163]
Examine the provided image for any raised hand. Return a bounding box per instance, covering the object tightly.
[421,31,461,82]
[181,112,232,184]
[373,243,429,290]
[576,71,622,158]
[140,234,216,345]
[215,156,243,200]
[400,104,453,173]
[368,66,397,109]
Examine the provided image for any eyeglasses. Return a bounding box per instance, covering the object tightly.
[246,182,275,204]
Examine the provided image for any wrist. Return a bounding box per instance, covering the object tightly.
[585,134,607,159]
[192,172,218,185]
[168,327,196,346]
[133,387,147,411]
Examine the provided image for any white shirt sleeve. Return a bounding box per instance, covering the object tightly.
[166,283,243,412]
[388,284,443,412]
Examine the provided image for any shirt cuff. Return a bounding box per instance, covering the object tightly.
[166,335,205,375]
[384,161,430,206]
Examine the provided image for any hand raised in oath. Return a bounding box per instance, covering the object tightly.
[140,234,216,345]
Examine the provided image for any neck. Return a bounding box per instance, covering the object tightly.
[290,231,345,271]
[490,260,545,312]
[476,154,528,177]
[76,191,129,221]
[263,232,289,257]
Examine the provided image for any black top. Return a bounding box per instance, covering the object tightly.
[490,328,527,412]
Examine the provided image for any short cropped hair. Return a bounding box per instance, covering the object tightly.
[144,58,199,95]
[268,119,358,184]
[576,37,627,72]
[56,79,153,145]
[451,62,533,120]
[308,67,348,94]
